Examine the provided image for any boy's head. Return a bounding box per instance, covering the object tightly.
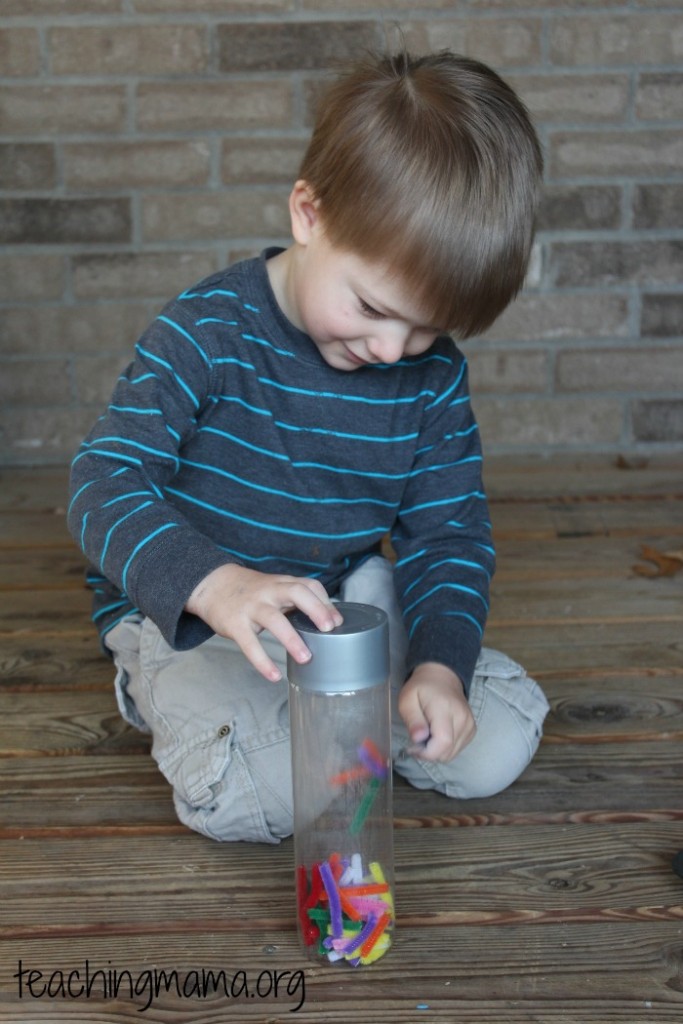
[297,50,543,339]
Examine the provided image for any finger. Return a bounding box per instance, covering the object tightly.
[287,581,343,631]
[398,688,431,747]
[265,610,315,668]
[237,626,286,683]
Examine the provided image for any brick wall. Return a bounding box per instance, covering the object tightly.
[1,1,682,463]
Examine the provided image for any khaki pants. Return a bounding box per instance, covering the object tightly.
[106,556,549,844]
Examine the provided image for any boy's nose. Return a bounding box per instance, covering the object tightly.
[367,326,411,364]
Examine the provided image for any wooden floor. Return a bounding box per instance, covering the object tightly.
[1,456,682,1023]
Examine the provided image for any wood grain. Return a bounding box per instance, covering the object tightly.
[1,462,682,1023]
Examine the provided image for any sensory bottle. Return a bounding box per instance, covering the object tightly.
[288,602,395,966]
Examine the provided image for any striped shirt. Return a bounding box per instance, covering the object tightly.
[68,249,494,692]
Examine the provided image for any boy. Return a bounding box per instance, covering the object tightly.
[68,50,549,844]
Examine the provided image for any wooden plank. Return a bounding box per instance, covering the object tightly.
[0,633,112,692]
[490,497,683,540]
[1,739,681,832]
[0,548,88,589]
[484,620,683,677]
[2,457,680,510]
[1,574,681,634]
[0,691,150,757]
[0,510,73,548]
[1,824,681,930]
[0,467,69,511]
[5,533,682,590]
[1,621,680,694]
[1,670,681,760]
[1,491,681,553]
[1,922,683,1021]
[485,453,683,499]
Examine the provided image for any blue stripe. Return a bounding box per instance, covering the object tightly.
[157,315,210,366]
[258,376,434,406]
[401,491,486,516]
[198,426,411,480]
[166,487,387,542]
[213,357,256,371]
[401,557,491,599]
[109,406,163,416]
[80,436,179,467]
[425,360,466,410]
[102,490,155,508]
[409,455,482,479]
[404,582,489,616]
[121,523,178,593]
[180,287,238,300]
[196,318,238,327]
[136,344,199,409]
[127,373,158,384]
[92,598,129,622]
[242,333,295,359]
[274,420,418,444]
[408,610,483,639]
[178,457,398,509]
[100,501,153,568]
[72,448,143,469]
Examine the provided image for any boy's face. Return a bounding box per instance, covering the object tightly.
[270,182,442,372]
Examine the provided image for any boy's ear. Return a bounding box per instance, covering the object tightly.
[289,180,320,245]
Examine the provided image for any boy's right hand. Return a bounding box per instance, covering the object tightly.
[185,564,343,682]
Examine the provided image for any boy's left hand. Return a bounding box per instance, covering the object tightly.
[398,662,475,763]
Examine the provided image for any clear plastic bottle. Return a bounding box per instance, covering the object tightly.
[288,602,395,966]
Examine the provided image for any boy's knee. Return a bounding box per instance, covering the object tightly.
[164,728,293,844]
[395,658,548,800]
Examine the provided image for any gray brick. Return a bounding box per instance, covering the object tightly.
[549,14,683,66]
[508,72,629,122]
[0,406,96,464]
[73,354,132,405]
[633,185,683,230]
[481,292,630,343]
[136,0,294,9]
[537,186,621,232]
[0,28,41,76]
[475,396,623,447]
[0,303,155,357]
[217,21,380,72]
[3,0,121,10]
[49,25,208,76]
[142,191,290,242]
[424,17,542,67]
[137,82,292,132]
[556,347,683,393]
[548,241,683,288]
[640,295,683,339]
[222,137,308,186]
[467,350,548,394]
[637,73,683,121]
[0,199,131,245]
[72,251,217,299]
[0,145,56,190]
[550,129,683,178]
[632,400,683,442]
[0,358,72,406]
[63,141,211,190]
[0,86,126,136]
[0,255,64,301]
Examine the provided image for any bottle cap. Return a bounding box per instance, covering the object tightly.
[287,602,389,693]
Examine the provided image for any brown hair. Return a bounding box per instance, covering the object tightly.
[299,51,543,338]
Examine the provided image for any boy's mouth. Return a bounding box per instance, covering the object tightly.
[343,346,370,367]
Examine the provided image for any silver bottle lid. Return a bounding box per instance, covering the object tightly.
[287,602,389,693]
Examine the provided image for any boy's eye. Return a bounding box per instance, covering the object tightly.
[359,298,384,319]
